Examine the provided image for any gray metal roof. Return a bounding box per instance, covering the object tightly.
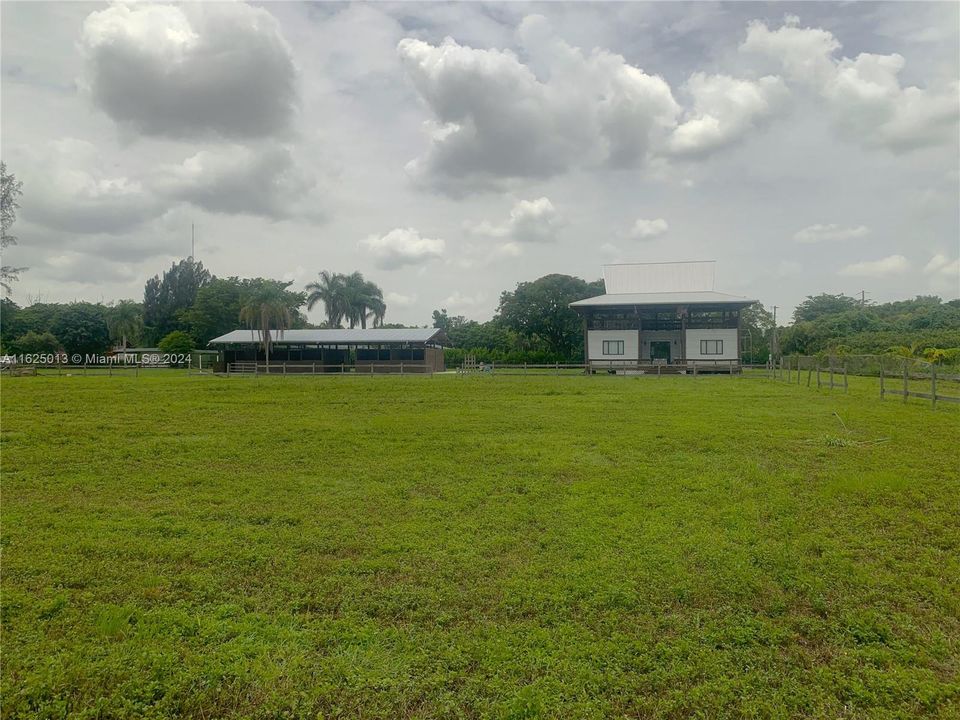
[208,328,446,345]
[570,291,757,308]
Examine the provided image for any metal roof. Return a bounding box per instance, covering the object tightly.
[603,261,716,294]
[570,291,757,308]
[208,328,446,345]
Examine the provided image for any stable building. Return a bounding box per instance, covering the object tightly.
[570,262,756,372]
[208,328,448,373]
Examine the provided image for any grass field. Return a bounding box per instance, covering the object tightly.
[2,372,958,719]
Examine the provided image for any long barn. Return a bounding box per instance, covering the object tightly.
[208,328,448,373]
[571,261,757,372]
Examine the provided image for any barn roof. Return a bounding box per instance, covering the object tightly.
[571,261,756,309]
[208,328,447,345]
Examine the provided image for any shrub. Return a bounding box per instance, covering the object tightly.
[158,331,195,365]
[10,331,60,356]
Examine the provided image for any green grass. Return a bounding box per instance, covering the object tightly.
[2,373,958,719]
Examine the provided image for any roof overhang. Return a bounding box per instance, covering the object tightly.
[208,328,449,346]
[570,291,757,310]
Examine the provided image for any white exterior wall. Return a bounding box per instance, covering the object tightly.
[587,330,638,361]
[685,328,739,360]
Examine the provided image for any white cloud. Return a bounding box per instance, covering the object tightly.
[153,145,319,219]
[360,228,445,270]
[627,217,669,240]
[397,14,680,192]
[385,291,417,307]
[19,139,163,234]
[924,254,960,278]
[441,291,486,309]
[670,73,789,156]
[793,224,870,243]
[79,3,297,138]
[839,254,909,277]
[466,197,563,243]
[740,18,840,87]
[741,19,959,152]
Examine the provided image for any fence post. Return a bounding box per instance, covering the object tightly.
[829,357,834,389]
[400,362,404,376]
[843,360,848,393]
[817,363,821,388]
[931,363,937,409]
[903,360,908,404]
[879,356,885,399]
[283,363,286,377]
[807,363,812,387]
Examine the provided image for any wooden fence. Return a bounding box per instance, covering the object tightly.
[769,354,959,408]
[226,362,434,376]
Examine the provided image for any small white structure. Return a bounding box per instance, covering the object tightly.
[570,261,756,371]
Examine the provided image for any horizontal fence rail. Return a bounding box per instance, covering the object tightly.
[456,360,742,376]
[226,362,434,376]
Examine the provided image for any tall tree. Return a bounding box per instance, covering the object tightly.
[51,303,111,357]
[306,271,386,329]
[106,300,144,351]
[497,274,604,358]
[184,277,308,345]
[793,294,860,323]
[1,162,27,293]
[306,271,347,327]
[740,302,774,363]
[238,281,299,369]
[142,258,211,343]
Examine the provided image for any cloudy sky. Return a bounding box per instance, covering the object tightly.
[2,1,958,325]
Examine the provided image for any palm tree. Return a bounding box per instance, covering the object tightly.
[366,294,387,328]
[305,271,388,329]
[106,300,143,351]
[305,271,346,328]
[239,283,294,372]
[362,281,386,328]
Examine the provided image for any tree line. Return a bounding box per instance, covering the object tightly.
[0,259,393,359]
[777,293,960,364]
[4,267,957,366]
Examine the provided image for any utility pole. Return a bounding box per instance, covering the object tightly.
[771,305,779,360]
[191,223,195,260]
[859,289,868,306]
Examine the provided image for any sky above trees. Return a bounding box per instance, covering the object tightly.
[1,1,957,324]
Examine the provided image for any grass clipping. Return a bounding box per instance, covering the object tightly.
[812,412,892,448]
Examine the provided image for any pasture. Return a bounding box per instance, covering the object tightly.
[1,373,958,718]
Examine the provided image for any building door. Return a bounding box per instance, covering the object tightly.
[650,341,671,363]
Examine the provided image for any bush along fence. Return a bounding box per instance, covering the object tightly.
[769,354,960,408]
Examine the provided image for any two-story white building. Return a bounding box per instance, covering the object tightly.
[570,261,757,371]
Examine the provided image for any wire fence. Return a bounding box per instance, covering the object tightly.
[767,354,960,408]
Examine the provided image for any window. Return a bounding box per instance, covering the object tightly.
[700,339,723,355]
[602,340,625,355]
